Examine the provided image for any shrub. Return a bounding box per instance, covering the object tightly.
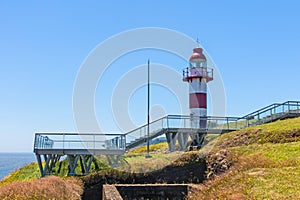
[0,176,83,200]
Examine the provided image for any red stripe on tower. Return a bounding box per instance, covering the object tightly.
[189,93,207,108]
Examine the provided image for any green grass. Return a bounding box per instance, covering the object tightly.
[116,151,185,173]
[0,155,110,187]
[94,142,184,173]
[0,162,40,187]
[190,142,300,199]
[246,166,300,199]
[217,117,300,148]
[2,117,300,199]
[50,156,110,176]
[232,142,300,163]
[112,136,220,173]
[128,142,169,154]
[190,117,300,200]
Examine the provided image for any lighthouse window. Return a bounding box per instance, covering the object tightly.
[190,62,196,68]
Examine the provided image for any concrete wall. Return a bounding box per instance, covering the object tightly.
[103,184,191,200]
[102,185,123,200]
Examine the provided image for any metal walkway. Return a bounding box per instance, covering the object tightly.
[33,101,300,176]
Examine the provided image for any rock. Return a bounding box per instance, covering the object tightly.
[205,149,233,179]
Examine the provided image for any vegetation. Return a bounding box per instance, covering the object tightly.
[128,141,169,154]
[0,176,83,200]
[189,117,300,199]
[115,151,184,173]
[217,117,300,148]
[1,117,300,199]
[112,142,185,173]
[0,162,40,187]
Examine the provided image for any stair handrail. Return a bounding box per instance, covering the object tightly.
[124,115,169,136]
[241,103,281,119]
[241,101,300,120]
[125,115,241,137]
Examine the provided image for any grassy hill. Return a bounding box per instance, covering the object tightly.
[0,117,299,199]
[189,117,300,199]
[0,162,40,187]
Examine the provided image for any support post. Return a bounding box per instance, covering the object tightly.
[177,132,189,151]
[165,132,178,152]
[67,155,79,176]
[79,155,94,174]
[35,153,61,177]
[106,155,121,167]
[36,154,44,177]
[146,59,151,158]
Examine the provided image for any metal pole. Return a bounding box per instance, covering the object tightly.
[146,59,151,158]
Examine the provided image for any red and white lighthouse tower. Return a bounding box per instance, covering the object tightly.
[183,47,213,146]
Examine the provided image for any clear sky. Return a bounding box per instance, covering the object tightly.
[1,1,300,152]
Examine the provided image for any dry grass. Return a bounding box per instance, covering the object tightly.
[189,146,300,199]
[189,117,300,200]
[0,176,83,200]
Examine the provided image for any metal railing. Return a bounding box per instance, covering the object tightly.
[124,115,242,145]
[241,101,300,126]
[182,67,213,81]
[34,116,241,151]
[34,133,126,151]
[33,101,300,152]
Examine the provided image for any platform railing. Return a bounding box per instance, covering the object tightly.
[33,133,126,151]
[34,116,245,152]
[34,101,300,152]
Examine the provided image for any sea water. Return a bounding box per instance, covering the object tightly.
[0,153,36,180]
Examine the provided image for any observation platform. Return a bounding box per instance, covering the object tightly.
[33,101,300,177]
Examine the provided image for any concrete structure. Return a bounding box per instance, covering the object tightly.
[103,184,192,200]
[183,47,213,148]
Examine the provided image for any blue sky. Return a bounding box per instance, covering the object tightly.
[1,1,300,152]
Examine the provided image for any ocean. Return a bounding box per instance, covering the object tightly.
[0,153,36,181]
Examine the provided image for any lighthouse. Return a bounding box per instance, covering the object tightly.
[183,47,213,148]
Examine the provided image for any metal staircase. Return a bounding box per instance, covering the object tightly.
[123,115,240,150]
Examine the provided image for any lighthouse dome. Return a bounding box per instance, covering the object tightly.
[189,47,206,62]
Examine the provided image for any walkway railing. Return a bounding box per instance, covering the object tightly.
[33,101,300,177]
[34,133,126,152]
[34,116,241,153]
[124,115,241,146]
[34,101,300,154]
